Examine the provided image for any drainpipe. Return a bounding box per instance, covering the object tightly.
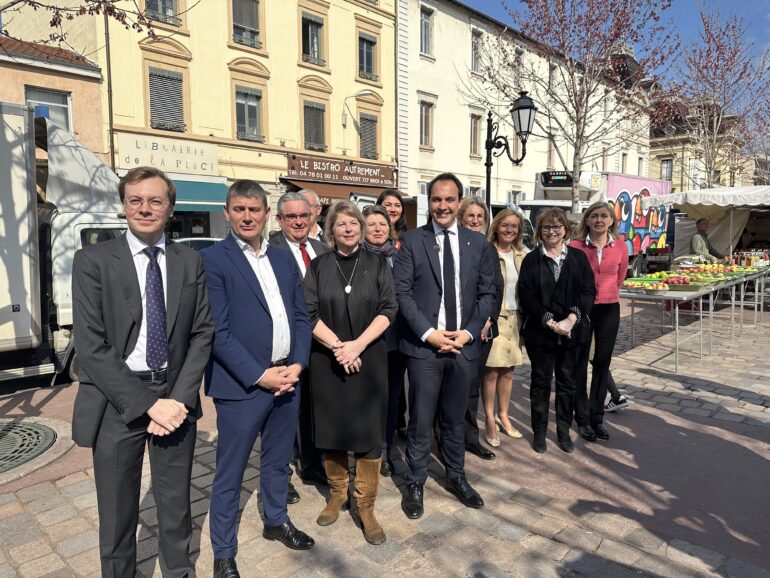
[104,11,116,171]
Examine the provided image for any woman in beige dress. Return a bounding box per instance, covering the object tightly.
[483,209,527,446]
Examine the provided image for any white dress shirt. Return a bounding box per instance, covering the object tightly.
[232,234,291,366]
[585,233,615,264]
[125,229,168,371]
[420,221,472,342]
[283,234,317,277]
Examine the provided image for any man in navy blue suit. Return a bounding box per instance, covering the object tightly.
[394,173,496,520]
[202,181,314,578]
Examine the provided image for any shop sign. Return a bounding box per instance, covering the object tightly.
[287,154,396,187]
[117,133,218,175]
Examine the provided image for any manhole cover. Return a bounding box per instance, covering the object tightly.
[0,420,57,474]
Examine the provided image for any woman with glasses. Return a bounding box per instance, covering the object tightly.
[517,208,595,454]
[458,196,490,234]
[303,201,397,544]
[569,202,629,443]
[376,189,408,246]
[482,209,528,447]
[361,205,403,477]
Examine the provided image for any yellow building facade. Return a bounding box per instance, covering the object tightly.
[7,0,397,237]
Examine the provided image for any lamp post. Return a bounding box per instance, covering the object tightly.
[484,91,537,208]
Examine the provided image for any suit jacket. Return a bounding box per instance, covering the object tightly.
[268,233,329,273]
[202,234,312,400]
[393,223,496,360]
[71,235,214,447]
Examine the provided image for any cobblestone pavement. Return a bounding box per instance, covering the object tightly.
[0,301,769,577]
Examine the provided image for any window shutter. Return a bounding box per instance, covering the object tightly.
[233,0,260,47]
[149,68,185,132]
[304,102,326,151]
[360,113,377,159]
[235,86,263,142]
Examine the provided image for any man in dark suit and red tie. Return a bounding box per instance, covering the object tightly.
[72,166,213,578]
[203,181,314,578]
[393,172,497,520]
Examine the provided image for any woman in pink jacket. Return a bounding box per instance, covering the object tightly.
[569,202,628,443]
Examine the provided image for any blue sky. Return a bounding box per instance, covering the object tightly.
[459,0,770,50]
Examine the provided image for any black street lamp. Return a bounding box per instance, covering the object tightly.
[484,91,537,208]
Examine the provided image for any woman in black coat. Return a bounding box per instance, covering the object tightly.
[303,200,397,545]
[517,208,596,454]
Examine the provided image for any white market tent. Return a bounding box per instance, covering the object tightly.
[641,186,770,256]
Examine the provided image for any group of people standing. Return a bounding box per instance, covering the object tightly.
[71,166,629,578]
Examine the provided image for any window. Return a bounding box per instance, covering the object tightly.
[471,30,482,73]
[420,7,433,56]
[303,101,326,151]
[235,86,263,142]
[302,13,325,67]
[470,114,481,156]
[360,113,378,159]
[419,101,433,148]
[149,67,185,132]
[621,152,628,173]
[26,87,71,131]
[661,158,673,181]
[146,0,181,26]
[689,158,699,186]
[637,156,644,176]
[358,34,377,81]
[233,0,260,48]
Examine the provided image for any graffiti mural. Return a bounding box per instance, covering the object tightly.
[607,177,669,255]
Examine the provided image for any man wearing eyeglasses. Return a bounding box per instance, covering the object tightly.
[270,191,328,277]
[71,166,213,577]
[299,188,324,242]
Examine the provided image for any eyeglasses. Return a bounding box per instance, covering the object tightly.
[542,224,565,232]
[125,197,168,211]
[281,213,311,222]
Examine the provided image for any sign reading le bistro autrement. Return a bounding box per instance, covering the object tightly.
[287,154,396,188]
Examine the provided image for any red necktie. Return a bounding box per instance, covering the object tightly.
[299,242,311,269]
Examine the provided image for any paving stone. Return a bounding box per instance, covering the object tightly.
[35,504,79,527]
[418,512,456,537]
[595,538,644,566]
[683,407,712,417]
[466,561,510,578]
[136,536,159,562]
[9,538,53,564]
[623,527,665,552]
[713,412,745,423]
[54,472,89,488]
[594,561,647,577]
[553,524,602,552]
[356,537,403,565]
[633,553,704,578]
[725,557,770,578]
[531,515,569,538]
[16,482,56,503]
[17,553,65,578]
[511,488,551,509]
[43,517,92,542]
[0,564,14,578]
[403,531,441,553]
[59,480,96,499]
[508,549,564,578]
[72,492,98,510]
[666,538,726,573]
[0,494,16,506]
[56,530,99,559]
[656,402,683,413]
[66,548,100,575]
[0,501,23,520]
[561,548,607,574]
[520,534,570,561]
[0,513,42,547]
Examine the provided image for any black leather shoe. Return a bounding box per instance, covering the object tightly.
[287,481,301,505]
[532,433,547,453]
[263,520,315,550]
[557,436,574,453]
[214,558,240,578]
[465,443,496,460]
[298,468,328,486]
[579,425,597,442]
[401,482,424,519]
[380,459,393,477]
[594,423,610,441]
[445,476,484,509]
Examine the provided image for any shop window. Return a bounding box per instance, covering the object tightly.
[235,86,263,142]
[233,0,260,48]
[26,87,71,131]
[147,0,181,27]
[302,13,325,67]
[304,101,326,151]
[360,113,378,159]
[149,67,185,132]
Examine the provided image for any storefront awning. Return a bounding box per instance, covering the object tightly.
[282,179,392,204]
[174,179,228,213]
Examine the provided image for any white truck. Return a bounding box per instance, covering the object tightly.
[0,103,126,383]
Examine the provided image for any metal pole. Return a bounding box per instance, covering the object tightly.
[484,112,493,208]
[104,11,116,172]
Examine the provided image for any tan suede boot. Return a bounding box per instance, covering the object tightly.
[354,457,386,544]
[316,452,349,526]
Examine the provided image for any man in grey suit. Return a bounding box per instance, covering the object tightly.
[72,166,213,578]
[269,191,329,495]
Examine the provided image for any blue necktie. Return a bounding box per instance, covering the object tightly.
[443,230,457,331]
[143,246,167,371]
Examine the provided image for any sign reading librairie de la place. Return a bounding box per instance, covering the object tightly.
[117,133,218,175]
[287,154,396,187]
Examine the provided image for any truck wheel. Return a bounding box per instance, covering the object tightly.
[68,354,80,383]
